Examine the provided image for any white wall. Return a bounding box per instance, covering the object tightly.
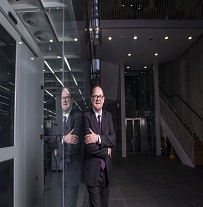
[159,35,203,141]
[15,42,44,207]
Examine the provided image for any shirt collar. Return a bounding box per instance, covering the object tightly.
[92,108,102,118]
[63,108,72,118]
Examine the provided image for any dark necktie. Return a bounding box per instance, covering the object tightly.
[97,115,101,130]
[98,115,105,170]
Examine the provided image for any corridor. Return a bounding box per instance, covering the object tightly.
[31,152,203,207]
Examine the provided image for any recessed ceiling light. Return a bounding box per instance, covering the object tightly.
[155,53,158,56]
[31,57,34,60]
[134,36,138,39]
[74,38,78,41]
[128,53,131,56]
[144,66,147,69]
[57,56,61,58]
[60,68,63,71]
[43,69,45,72]
[89,28,93,31]
[188,36,192,40]
[108,37,112,40]
[19,41,22,44]
[127,66,129,68]
[50,39,53,42]
[122,4,124,6]
[165,36,169,39]
[131,4,133,6]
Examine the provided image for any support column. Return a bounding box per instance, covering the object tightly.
[120,64,126,157]
[153,63,161,155]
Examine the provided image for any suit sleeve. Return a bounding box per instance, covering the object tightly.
[83,113,108,160]
[100,112,116,149]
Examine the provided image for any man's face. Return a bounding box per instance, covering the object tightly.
[91,87,105,113]
[61,88,73,113]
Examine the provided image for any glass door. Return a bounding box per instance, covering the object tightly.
[0,15,16,207]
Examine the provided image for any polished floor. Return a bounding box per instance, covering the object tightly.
[31,152,203,207]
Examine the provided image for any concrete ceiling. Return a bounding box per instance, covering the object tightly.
[5,0,203,117]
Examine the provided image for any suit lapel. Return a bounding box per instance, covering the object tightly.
[101,110,107,133]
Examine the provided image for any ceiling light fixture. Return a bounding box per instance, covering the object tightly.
[128,53,131,56]
[165,36,169,39]
[108,37,112,40]
[50,39,53,42]
[74,38,78,41]
[188,36,192,40]
[155,53,158,56]
[134,36,137,39]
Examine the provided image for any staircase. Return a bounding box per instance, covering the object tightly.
[160,94,203,167]
[194,136,203,166]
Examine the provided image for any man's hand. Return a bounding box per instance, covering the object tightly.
[84,128,98,144]
[63,129,79,144]
[108,148,112,157]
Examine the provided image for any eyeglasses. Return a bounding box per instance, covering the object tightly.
[92,95,104,100]
[61,96,72,100]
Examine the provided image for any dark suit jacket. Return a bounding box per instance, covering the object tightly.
[83,108,116,187]
[63,109,83,187]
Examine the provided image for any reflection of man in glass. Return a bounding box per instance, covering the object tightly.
[61,87,83,207]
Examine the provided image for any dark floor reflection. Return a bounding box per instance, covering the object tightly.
[31,152,203,207]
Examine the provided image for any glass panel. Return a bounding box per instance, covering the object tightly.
[0,159,14,207]
[0,23,16,148]
[43,0,90,206]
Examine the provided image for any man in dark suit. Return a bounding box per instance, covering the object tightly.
[83,86,116,207]
[61,87,83,207]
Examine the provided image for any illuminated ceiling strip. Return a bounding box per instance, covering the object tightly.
[0,101,9,106]
[0,94,9,100]
[44,60,64,88]
[71,73,78,86]
[0,109,9,113]
[44,61,55,74]
[55,76,64,87]
[45,89,53,97]
[64,57,71,71]
[0,112,9,116]
[9,82,14,85]
[74,101,82,111]
[0,85,10,91]
[78,88,82,95]
[43,108,56,115]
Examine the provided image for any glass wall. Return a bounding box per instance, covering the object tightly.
[0,22,15,206]
[42,0,91,206]
[0,159,14,207]
[0,23,16,148]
